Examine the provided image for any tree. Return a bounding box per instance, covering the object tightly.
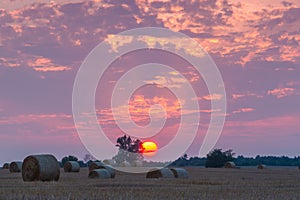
[83,154,96,163]
[114,135,144,165]
[116,135,142,153]
[205,149,234,168]
[61,155,78,166]
[170,154,189,166]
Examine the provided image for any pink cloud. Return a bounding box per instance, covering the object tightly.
[267,87,297,98]
[202,93,223,101]
[232,107,255,114]
[231,92,263,100]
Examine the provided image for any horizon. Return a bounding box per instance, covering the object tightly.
[1,0,300,164]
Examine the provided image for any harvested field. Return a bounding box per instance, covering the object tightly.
[1,167,300,199]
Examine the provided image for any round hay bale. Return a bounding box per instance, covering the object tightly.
[258,164,266,169]
[89,161,105,172]
[146,168,175,179]
[22,154,60,182]
[89,162,115,178]
[170,168,188,178]
[64,161,80,172]
[120,161,131,167]
[103,159,116,166]
[88,169,111,179]
[224,162,236,168]
[99,165,116,178]
[2,163,9,169]
[9,162,22,173]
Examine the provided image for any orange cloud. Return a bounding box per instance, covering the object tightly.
[28,57,71,72]
[98,94,181,126]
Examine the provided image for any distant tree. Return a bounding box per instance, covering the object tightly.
[170,154,188,166]
[205,149,234,168]
[83,154,96,163]
[188,156,206,166]
[78,160,87,168]
[61,155,78,166]
[114,135,144,165]
[170,154,206,167]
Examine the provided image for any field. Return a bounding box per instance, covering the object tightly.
[1,167,300,199]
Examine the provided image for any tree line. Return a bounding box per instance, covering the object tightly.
[60,137,300,168]
[170,149,300,167]
[61,148,300,168]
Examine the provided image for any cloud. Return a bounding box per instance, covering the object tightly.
[0,113,72,126]
[232,107,255,114]
[144,75,187,89]
[202,93,223,101]
[231,92,263,100]
[97,94,181,126]
[267,87,297,98]
[27,57,71,72]
[0,0,300,158]
[106,34,206,58]
[0,57,21,67]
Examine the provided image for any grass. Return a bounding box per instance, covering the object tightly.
[1,167,300,199]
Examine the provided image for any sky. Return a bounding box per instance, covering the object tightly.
[0,0,300,164]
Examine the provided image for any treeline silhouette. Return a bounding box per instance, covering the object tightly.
[170,153,300,167]
[58,149,300,168]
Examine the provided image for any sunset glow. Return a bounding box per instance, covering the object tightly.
[0,0,299,164]
[140,141,158,154]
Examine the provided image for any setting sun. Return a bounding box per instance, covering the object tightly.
[140,141,158,154]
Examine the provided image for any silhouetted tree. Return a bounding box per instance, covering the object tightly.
[205,149,234,168]
[114,135,144,165]
[170,154,206,166]
[61,155,78,166]
[116,135,143,153]
[170,154,189,166]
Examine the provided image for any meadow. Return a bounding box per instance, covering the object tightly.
[1,167,300,200]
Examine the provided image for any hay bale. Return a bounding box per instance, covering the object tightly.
[22,154,60,182]
[88,169,111,179]
[89,162,115,178]
[146,168,175,179]
[64,161,80,172]
[89,161,105,172]
[100,165,115,178]
[9,162,22,173]
[120,161,131,167]
[170,168,188,178]
[224,162,236,168]
[103,159,116,166]
[258,164,267,169]
[2,163,9,169]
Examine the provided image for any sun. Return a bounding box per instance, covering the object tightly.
[140,141,158,155]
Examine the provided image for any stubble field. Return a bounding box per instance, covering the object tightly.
[1,167,300,200]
